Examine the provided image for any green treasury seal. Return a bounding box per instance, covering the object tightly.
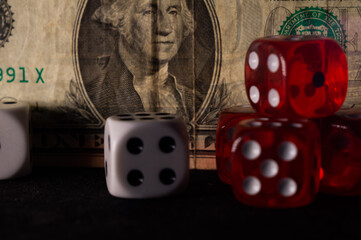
[279,7,347,49]
[0,0,14,48]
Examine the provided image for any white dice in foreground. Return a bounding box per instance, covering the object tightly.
[0,101,31,180]
[104,113,189,199]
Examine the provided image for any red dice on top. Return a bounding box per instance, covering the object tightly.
[245,36,348,119]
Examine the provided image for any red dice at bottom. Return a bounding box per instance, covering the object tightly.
[230,118,321,208]
[216,105,260,184]
[320,111,361,195]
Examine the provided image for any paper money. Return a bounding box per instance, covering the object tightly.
[0,0,360,169]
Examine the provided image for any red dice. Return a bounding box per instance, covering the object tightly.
[214,35,351,207]
[320,111,361,195]
[216,105,260,184]
[230,118,321,208]
[245,36,348,118]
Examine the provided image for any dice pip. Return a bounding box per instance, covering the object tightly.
[230,118,321,208]
[0,101,31,180]
[245,35,348,118]
[216,105,260,184]
[320,111,361,195]
[104,112,189,199]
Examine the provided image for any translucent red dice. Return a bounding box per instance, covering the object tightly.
[230,118,321,208]
[320,111,361,195]
[245,36,348,118]
[216,105,260,184]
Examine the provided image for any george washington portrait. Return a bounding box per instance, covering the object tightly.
[83,0,195,121]
[76,0,219,125]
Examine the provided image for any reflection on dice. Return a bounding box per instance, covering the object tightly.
[230,118,321,208]
[320,111,361,195]
[216,105,260,184]
[104,112,189,199]
[245,35,348,118]
[0,101,31,180]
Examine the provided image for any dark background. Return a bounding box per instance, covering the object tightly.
[1,167,361,240]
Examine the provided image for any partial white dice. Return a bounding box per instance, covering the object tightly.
[0,101,31,179]
[104,112,189,199]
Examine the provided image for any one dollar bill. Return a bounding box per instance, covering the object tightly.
[0,0,360,169]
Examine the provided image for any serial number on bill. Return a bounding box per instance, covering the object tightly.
[0,67,44,84]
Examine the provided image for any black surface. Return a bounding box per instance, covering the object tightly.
[1,168,361,240]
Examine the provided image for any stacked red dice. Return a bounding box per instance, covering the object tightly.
[216,35,350,207]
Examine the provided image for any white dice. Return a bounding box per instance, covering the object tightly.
[104,112,189,199]
[0,101,31,180]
